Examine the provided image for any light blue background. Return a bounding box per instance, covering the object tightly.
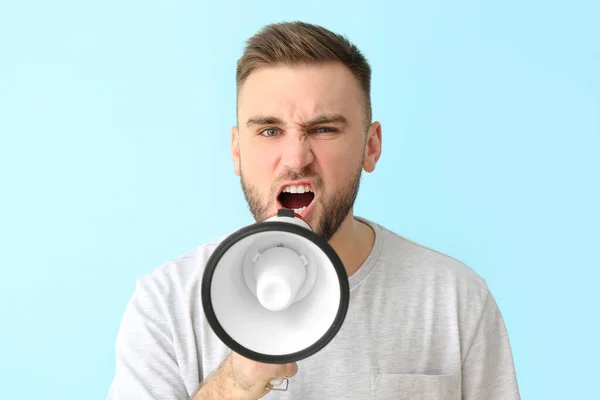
[1,0,598,398]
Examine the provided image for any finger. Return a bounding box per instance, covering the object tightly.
[262,363,296,386]
[282,362,298,378]
[268,376,285,386]
[257,382,274,399]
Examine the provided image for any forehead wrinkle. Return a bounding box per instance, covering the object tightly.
[239,87,360,130]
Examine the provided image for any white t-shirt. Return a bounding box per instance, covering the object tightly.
[106,217,520,399]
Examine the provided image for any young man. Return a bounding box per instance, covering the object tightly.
[107,22,520,399]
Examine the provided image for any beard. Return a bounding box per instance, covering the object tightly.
[240,163,363,241]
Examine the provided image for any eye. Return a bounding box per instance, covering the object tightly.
[312,127,337,134]
[260,128,280,137]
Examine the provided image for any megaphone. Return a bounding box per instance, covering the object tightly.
[201,208,350,390]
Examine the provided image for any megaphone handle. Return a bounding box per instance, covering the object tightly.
[267,376,289,391]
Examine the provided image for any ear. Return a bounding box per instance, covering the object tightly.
[231,125,240,176]
[362,121,382,173]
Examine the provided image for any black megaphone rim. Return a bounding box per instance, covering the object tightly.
[201,220,350,364]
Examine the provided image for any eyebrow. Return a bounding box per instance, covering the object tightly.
[245,114,349,128]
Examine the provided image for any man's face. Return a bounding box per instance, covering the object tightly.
[231,62,381,240]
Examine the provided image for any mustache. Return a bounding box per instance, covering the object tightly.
[272,167,323,190]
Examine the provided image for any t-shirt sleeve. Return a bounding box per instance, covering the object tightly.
[106,277,190,400]
[461,289,521,399]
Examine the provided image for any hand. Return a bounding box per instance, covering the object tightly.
[222,352,298,399]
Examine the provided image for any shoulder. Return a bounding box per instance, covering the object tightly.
[364,218,498,345]
[130,234,228,307]
[362,217,491,306]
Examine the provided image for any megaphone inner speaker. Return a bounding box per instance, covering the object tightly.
[201,221,349,364]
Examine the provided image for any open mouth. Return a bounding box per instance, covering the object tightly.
[277,183,315,215]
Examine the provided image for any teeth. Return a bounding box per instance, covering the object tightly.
[293,206,307,214]
[282,184,313,194]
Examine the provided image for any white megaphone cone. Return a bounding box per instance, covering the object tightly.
[201,209,350,392]
[253,245,307,312]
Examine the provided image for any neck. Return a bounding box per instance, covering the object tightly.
[327,210,375,277]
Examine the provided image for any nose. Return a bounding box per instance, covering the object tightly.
[281,136,314,172]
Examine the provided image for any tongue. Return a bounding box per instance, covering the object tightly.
[279,192,313,209]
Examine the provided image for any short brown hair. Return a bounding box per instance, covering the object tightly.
[236,21,372,125]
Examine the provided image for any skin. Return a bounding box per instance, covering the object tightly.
[194,61,382,400]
